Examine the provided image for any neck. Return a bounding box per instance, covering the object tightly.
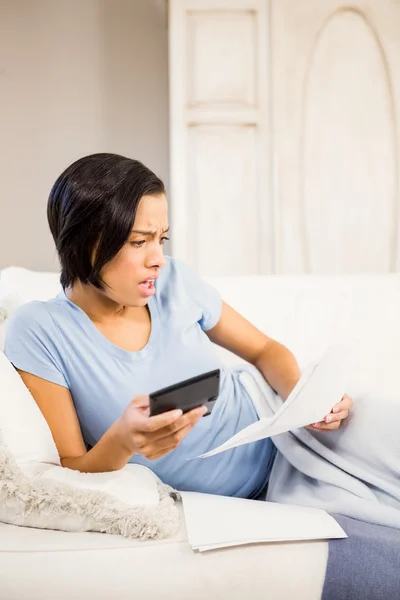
[65,281,142,324]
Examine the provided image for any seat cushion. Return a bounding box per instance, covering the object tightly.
[0,503,328,600]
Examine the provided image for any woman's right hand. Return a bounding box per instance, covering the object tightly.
[117,395,207,460]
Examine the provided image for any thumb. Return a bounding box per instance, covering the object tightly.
[130,394,150,411]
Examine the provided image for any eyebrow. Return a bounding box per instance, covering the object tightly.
[130,227,169,236]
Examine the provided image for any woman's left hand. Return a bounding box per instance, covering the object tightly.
[307,394,353,432]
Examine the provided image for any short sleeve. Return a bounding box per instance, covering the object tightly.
[164,257,222,331]
[4,302,69,388]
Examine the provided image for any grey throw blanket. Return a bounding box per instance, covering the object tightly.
[238,362,400,599]
[322,515,400,600]
[238,364,400,529]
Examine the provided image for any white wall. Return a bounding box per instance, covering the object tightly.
[0,0,169,271]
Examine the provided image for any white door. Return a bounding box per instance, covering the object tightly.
[169,0,271,275]
[169,0,400,274]
[272,0,400,273]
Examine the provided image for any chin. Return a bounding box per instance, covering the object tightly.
[137,297,149,307]
[128,294,149,308]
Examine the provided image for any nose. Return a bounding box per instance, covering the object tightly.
[146,242,166,270]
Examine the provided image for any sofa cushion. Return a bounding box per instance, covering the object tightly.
[206,274,400,367]
[0,266,61,303]
[0,266,60,352]
[0,505,328,600]
[0,351,60,465]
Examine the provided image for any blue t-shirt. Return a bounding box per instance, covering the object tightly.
[4,257,275,498]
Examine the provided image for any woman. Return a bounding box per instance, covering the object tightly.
[4,154,352,498]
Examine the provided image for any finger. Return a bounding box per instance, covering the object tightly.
[343,393,353,407]
[161,421,195,449]
[308,422,323,429]
[185,405,209,419]
[140,408,184,433]
[144,406,207,441]
[144,414,200,444]
[336,396,353,411]
[155,410,205,442]
[141,422,195,459]
[145,406,207,441]
[130,394,151,409]
[132,416,200,449]
[309,420,341,431]
[146,444,180,461]
[324,409,349,424]
[316,420,341,431]
[331,395,353,413]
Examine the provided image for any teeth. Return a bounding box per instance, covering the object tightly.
[140,279,155,290]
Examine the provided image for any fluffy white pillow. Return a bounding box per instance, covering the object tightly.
[0,350,179,539]
[0,432,179,539]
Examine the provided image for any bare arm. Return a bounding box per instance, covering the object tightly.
[206,302,301,399]
[206,302,352,429]
[17,370,206,473]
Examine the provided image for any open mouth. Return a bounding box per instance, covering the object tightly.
[138,279,156,297]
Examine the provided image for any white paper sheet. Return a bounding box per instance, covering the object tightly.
[180,491,347,552]
[195,346,351,459]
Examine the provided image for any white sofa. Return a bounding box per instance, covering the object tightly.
[0,266,399,600]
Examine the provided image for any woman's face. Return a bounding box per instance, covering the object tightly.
[100,193,169,307]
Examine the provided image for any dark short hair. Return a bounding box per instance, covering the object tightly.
[47,153,165,290]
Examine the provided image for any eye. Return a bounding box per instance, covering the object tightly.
[160,236,170,245]
[130,240,145,247]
